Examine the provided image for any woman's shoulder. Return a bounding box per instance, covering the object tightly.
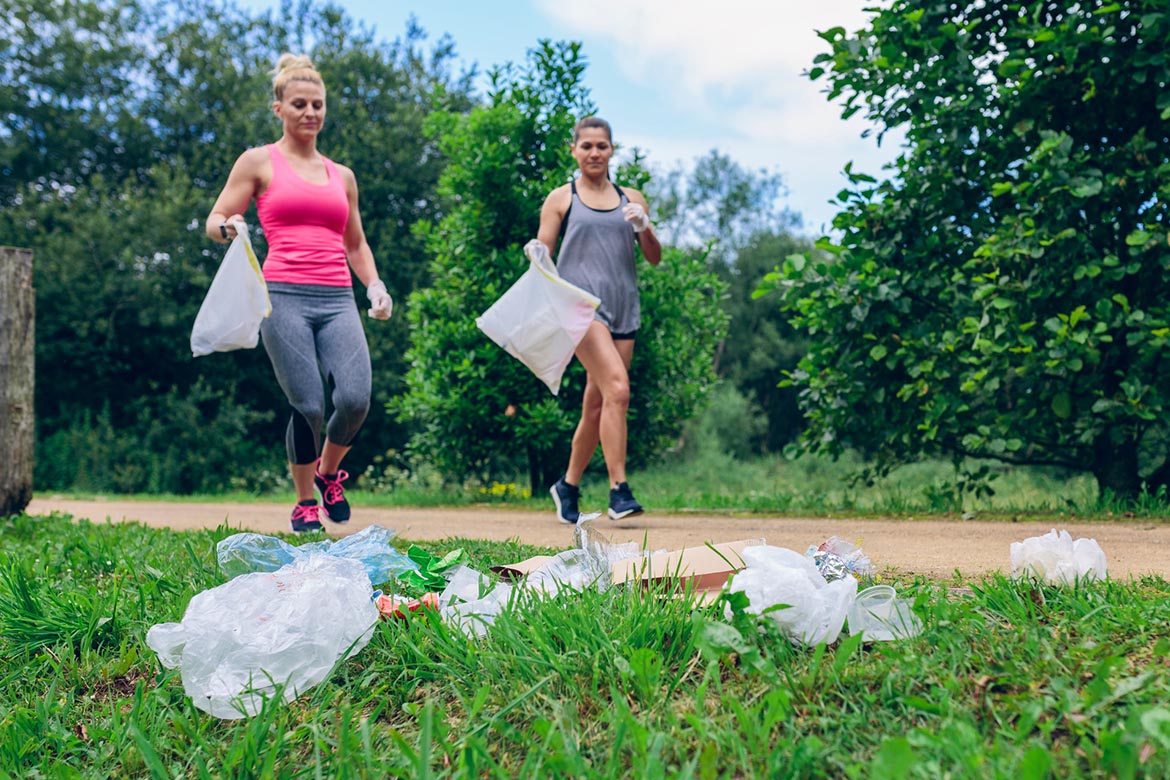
[234,145,271,170]
[541,182,573,212]
[616,183,648,207]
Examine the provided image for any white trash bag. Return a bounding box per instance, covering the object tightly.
[476,240,600,394]
[846,585,922,642]
[1010,528,1107,585]
[725,545,857,648]
[191,220,271,357]
[146,554,379,719]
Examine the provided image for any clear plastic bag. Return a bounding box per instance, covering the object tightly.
[217,525,418,585]
[476,243,601,394]
[1010,528,1107,585]
[191,221,271,357]
[725,545,858,648]
[521,519,647,597]
[438,565,514,638]
[146,554,379,719]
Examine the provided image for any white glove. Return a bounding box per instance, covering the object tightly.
[524,238,551,265]
[622,203,651,232]
[366,279,393,320]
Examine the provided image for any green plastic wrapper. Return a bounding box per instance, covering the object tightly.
[395,545,469,591]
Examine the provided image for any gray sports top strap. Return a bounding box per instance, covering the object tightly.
[555,180,640,334]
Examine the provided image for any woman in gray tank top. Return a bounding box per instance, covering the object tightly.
[533,117,662,524]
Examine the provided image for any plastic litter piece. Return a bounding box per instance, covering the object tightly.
[376,591,440,620]
[846,585,922,641]
[725,545,857,648]
[1010,528,1107,585]
[217,525,419,585]
[396,545,470,592]
[520,519,648,597]
[805,536,875,581]
[438,565,514,638]
[146,554,379,719]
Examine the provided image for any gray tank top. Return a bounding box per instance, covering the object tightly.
[555,180,640,334]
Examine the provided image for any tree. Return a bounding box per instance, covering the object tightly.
[397,41,728,492]
[767,0,1170,499]
[648,151,810,452]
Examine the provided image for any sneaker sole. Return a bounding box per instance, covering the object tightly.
[549,484,578,525]
[608,507,644,521]
[314,485,351,524]
[290,523,324,534]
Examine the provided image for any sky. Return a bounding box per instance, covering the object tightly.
[237,0,900,234]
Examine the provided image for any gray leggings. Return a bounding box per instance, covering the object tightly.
[260,283,371,465]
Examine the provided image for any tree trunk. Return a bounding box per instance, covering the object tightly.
[1,247,35,516]
[1091,431,1141,502]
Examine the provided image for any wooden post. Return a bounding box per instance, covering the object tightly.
[1,247,34,517]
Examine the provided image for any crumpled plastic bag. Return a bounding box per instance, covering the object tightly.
[725,545,857,648]
[438,565,514,639]
[146,554,379,719]
[1010,528,1107,585]
[217,525,418,585]
[521,520,647,597]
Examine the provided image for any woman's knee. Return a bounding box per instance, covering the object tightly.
[333,391,370,424]
[601,378,630,408]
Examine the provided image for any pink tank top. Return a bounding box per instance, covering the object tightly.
[256,144,351,286]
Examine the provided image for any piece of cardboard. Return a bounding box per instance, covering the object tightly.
[611,539,764,594]
[491,555,556,581]
[492,539,764,599]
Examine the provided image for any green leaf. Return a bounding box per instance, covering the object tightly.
[1125,230,1151,246]
[1018,746,1052,780]
[870,344,889,361]
[1052,392,1072,418]
[871,737,917,780]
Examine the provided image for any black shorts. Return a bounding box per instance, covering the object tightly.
[611,330,637,341]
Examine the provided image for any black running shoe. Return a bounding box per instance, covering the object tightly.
[550,477,581,524]
[290,500,324,534]
[608,482,644,520]
[314,467,351,523]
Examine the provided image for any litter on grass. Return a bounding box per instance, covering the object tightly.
[1010,528,1108,585]
[216,525,419,585]
[146,554,379,719]
[805,536,875,582]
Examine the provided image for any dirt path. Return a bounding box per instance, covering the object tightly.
[25,497,1170,580]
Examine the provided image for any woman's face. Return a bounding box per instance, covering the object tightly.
[273,80,326,139]
[572,127,613,176]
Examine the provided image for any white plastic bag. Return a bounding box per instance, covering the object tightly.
[725,545,857,648]
[438,565,514,638]
[191,221,271,357]
[476,242,600,394]
[1010,528,1107,585]
[146,554,378,719]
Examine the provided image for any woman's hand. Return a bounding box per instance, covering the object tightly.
[622,202,651,232]
[366,279,393,320]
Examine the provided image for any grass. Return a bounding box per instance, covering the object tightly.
[42,450,1170,522]
[2,513,1170,778]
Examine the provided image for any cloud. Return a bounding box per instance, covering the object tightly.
[533,0,897,231]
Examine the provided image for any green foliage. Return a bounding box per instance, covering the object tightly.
[398,42,727,490]
[771,1,1170,498]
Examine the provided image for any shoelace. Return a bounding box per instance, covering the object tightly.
[319,470,349,503]
[292,504,320,522]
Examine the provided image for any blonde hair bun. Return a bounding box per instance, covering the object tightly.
[271,53,324,99]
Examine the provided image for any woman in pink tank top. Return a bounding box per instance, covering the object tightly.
[205,54,393,534]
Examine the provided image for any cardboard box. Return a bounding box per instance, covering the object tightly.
[492,539,764,602]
